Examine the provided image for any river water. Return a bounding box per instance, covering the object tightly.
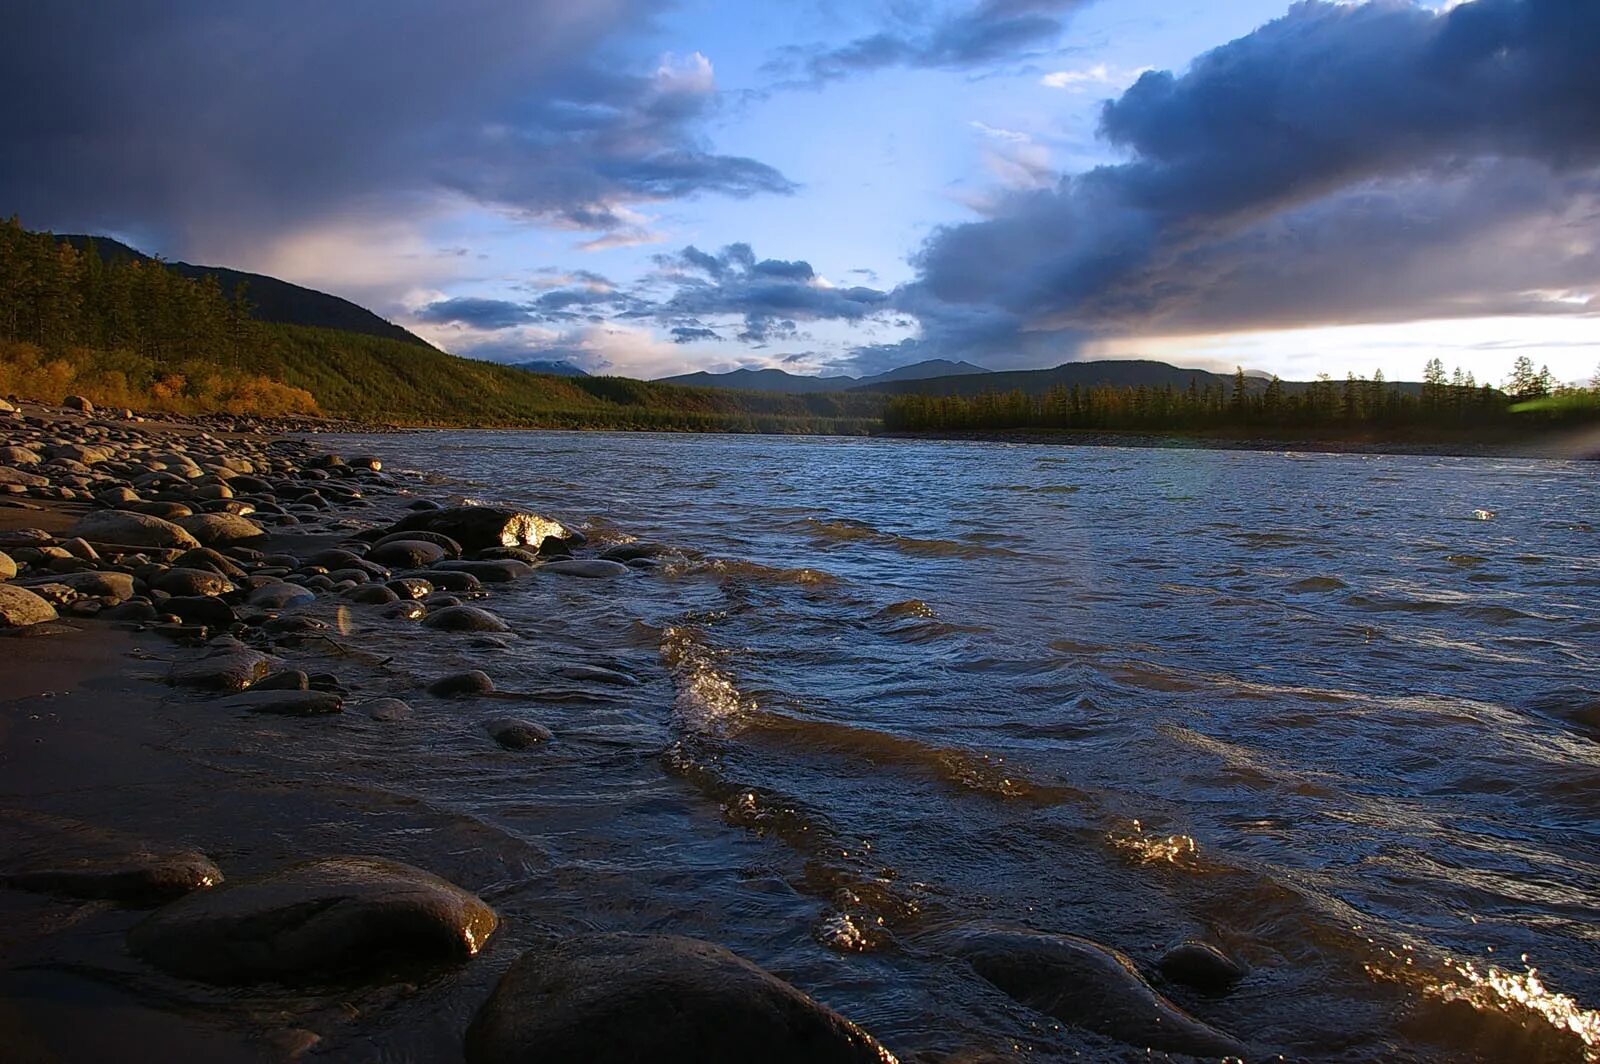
[327,430,1599,1062]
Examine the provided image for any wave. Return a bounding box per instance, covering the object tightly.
[801,517,1021,559]
[662,557,838,587]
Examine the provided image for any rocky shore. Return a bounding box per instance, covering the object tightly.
[0,395,915,1062]
[0,395,1269,1063]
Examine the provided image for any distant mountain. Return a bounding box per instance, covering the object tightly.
[658,367,858,393]
[60,235,433,348]
[659,358,993,394]
[856,359,1229,397]
[506,359,590,377]
[857,359,991,386]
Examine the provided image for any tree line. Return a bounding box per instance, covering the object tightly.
[884,362,1600,437]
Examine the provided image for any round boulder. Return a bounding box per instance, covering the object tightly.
[486,718,553,750]
[422,605,509,633]
[0,584,59,628]
[153,567,234,598]
[464,934,896,1064]
[1158,941,1248,992]
[177,512,266,547]
[368,539,447,568]
[427,670,495,697]
[72,510,200,550]
[127,855,497,983]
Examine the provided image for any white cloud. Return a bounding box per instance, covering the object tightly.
[1040,63,1153,92]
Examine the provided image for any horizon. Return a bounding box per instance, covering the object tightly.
[4,1,1598,386]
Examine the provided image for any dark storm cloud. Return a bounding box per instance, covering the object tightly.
[414,297,536,331]
[655,244,889,342]
[903,0,1600,360]
[670,326,722,343]
[775,0,1091,85]
[0,1,793,259]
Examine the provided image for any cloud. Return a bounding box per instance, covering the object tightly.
[655,243,891,344]
[1039,63,1153,91]
[900,0,1600,362]
[0,3,793,266]
[773,0,1092,85]
[414,297,536,331]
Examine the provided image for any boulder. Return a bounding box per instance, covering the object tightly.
[432,559,533,583]
[62,395,94,414]
[0,465,50,488]
[168,647,276,691]
[73,510,200,550]
[427,670,495,697]
[0,809,221,905]
[0,445,40,465]
[427,569,482,593]
[363,698,413,722]
[368,538,448,568]
[177,512,266,547]
[464,934,896,1064]
[941,927,1245,1058]
[1158,942,1247,992]
[422,605,509,633]
[219,689,344,716]
[33,570,136,604]
[0,550,15,581]
[540,558,630,579]
[165,595,238,629]
[388,505,568,552]
[345,583,400,605]
[486,718,553,749]
[127,855,497,983]
[153,567,234,597]
[372,530,459,556]
[386,578,433,600]
[0,584,58,628]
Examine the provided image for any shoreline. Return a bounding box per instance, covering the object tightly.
[0,397,910,1061]
[879,427,1600,460]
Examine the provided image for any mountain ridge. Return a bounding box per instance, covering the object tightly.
[60,234,433,348]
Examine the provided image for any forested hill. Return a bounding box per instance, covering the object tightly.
[858,359,1422,398]
[0,218,880,430]
[58,234,431,348]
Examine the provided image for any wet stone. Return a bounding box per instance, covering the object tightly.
[0,809,222,906]
[427,670,495,697]
[464,933,896,1064]
[422,605,509,633]
[486,718,553,749]
[127,855,497,983]
[940,926,1245,1059]
[539,558,630,579]
[218,689,344,716]
[363,698,413,722]
[168,647,276,691]
[1158,941,1248,993]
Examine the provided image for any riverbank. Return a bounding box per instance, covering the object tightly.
[881,426,1600,459]
[0,398,914,1062]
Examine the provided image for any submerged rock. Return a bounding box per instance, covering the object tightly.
[1158,941,1247,993]
[363,697,413,722]
[428,670,495,697]
[539,558,629,579]
[464,933,896,1064]
[127,855,497,983]
[939,926,1246,1058]
[486,718,553,749]
[219,689,344,716]
[368,538,447,568]
[422,605,509,633]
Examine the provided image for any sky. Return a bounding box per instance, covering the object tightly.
[2,0,1598,385]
